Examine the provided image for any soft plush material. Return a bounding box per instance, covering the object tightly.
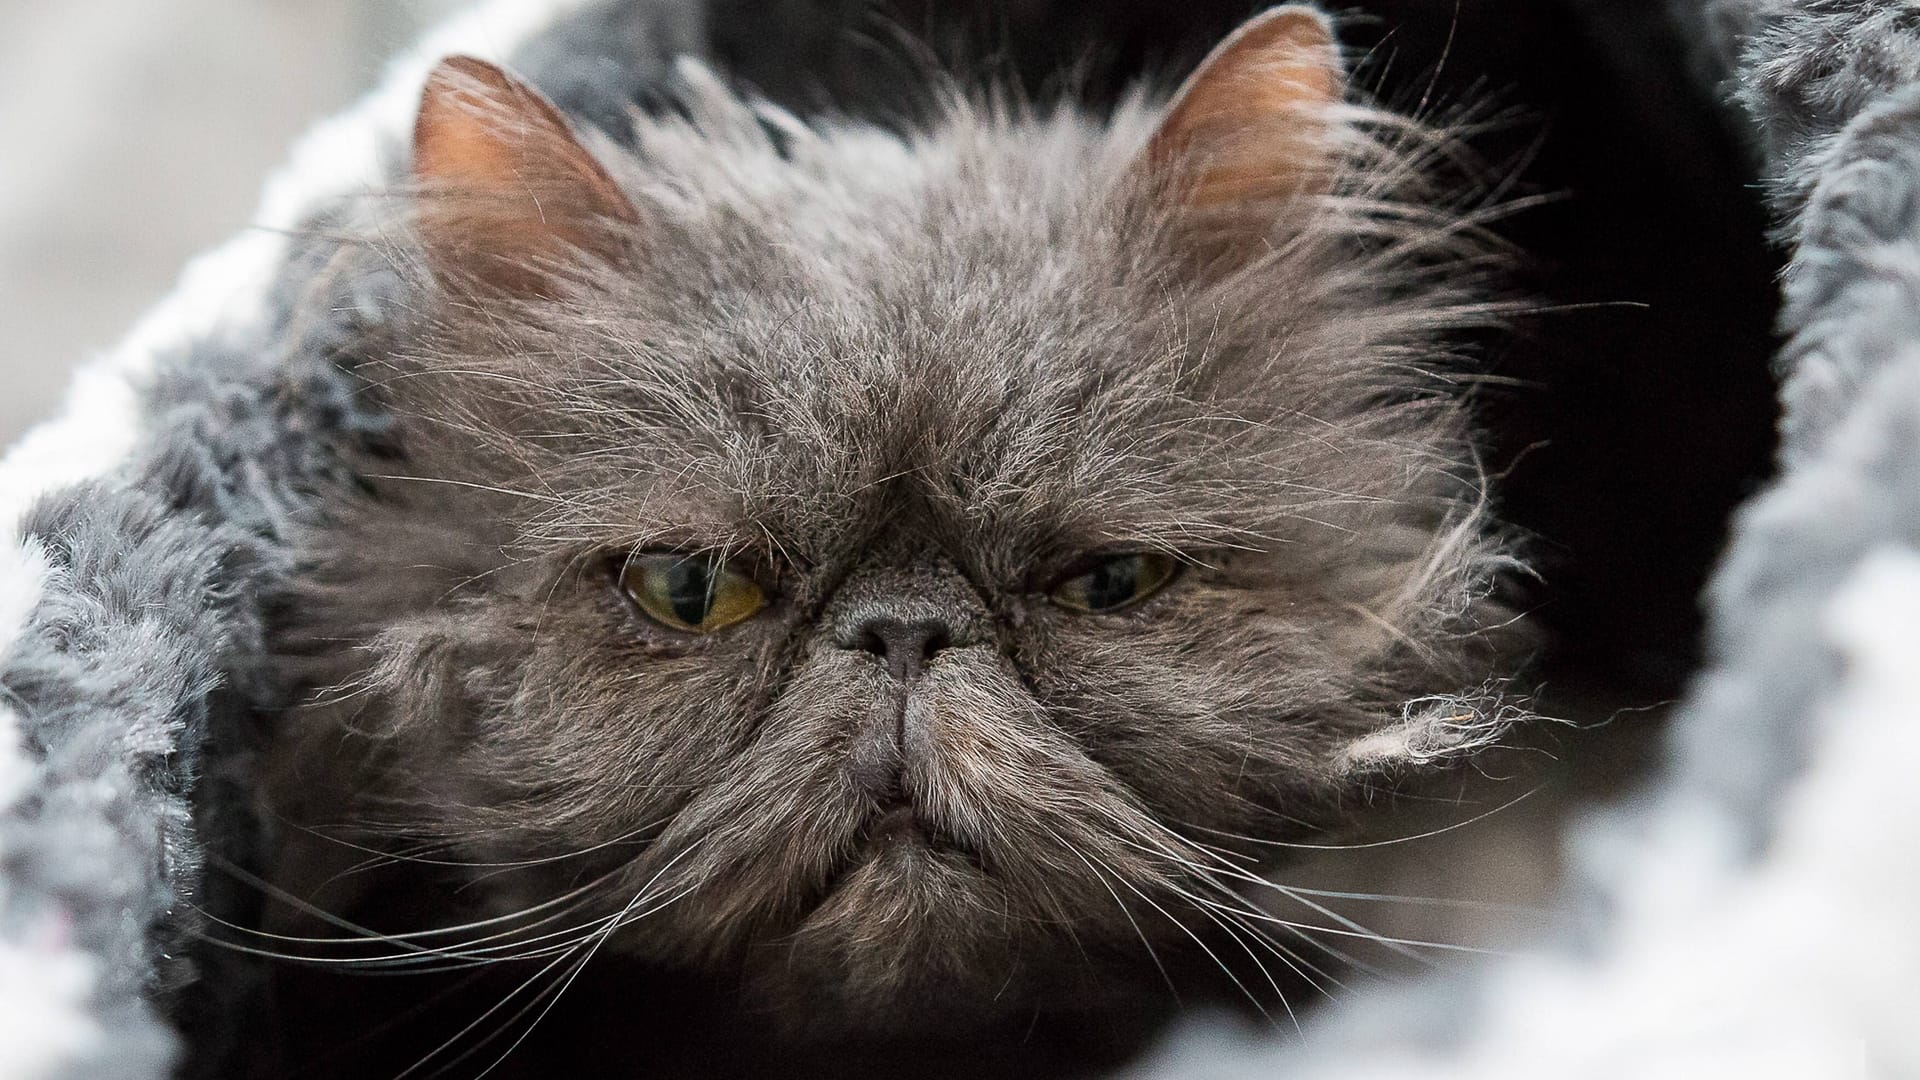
[0,1,1913,1076]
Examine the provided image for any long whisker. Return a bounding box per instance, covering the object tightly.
[394,932,594,1080]
[1141,854,1361,992]
[198,829,706,975]
[196,891,631,975]
[387,840,711,973]
[286,816,664,873]
[1098,809,1507,982]
[1044,825,1181,1006]
[1188,890,1353,998]
[1180,786,1540,852]
[1100,814,1362,994]
[465,879,705,1080]
[1040,822,1273,1025]
[1184,895,1307,1038]
[397,840,709,1078]
[1275,883,1557,917]
[193,876,613,970]
[1115,807,1531,962]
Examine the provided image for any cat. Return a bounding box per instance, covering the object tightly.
[255,5,1525,1074]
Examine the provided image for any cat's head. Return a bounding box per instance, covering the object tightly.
[292,5,1520,1023]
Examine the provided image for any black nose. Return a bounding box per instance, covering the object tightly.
[853,617,953,682]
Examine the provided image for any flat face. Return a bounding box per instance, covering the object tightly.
[274,48,1513,1027]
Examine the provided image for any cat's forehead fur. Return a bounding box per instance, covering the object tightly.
[398,67,1482,580]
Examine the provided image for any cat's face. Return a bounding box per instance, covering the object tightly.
[291,7,1515,1022]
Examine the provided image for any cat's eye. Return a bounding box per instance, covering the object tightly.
[1049,552,1180,613]
[618,553,767,633]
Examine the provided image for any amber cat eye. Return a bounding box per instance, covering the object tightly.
[619,553,767,633]
[1049,552,1180,613]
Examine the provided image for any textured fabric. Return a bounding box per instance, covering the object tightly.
[0,5,651,1074]
[1,1,1914,1076]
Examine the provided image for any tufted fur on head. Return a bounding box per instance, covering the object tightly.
[269,5,1527,1029]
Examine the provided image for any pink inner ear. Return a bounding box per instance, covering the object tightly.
[412,55,638,294]
[1144,6,1346,208]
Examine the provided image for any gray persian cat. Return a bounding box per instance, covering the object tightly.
[261,4,1523,1073]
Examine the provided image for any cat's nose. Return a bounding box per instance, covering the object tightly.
[852,616,953,682]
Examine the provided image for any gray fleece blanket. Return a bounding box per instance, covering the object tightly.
[0,1,1913,1076]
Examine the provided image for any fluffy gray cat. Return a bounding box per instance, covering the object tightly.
[260,5,1524,1073]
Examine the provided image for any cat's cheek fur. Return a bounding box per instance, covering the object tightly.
[342,576,787,855]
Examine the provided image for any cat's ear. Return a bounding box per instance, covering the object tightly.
[412,56,639,296]
[1136,6,1345,240]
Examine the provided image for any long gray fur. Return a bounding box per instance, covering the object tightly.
[2,0,1915,1075]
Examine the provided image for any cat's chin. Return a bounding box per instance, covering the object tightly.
[730,831,1023,1026]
